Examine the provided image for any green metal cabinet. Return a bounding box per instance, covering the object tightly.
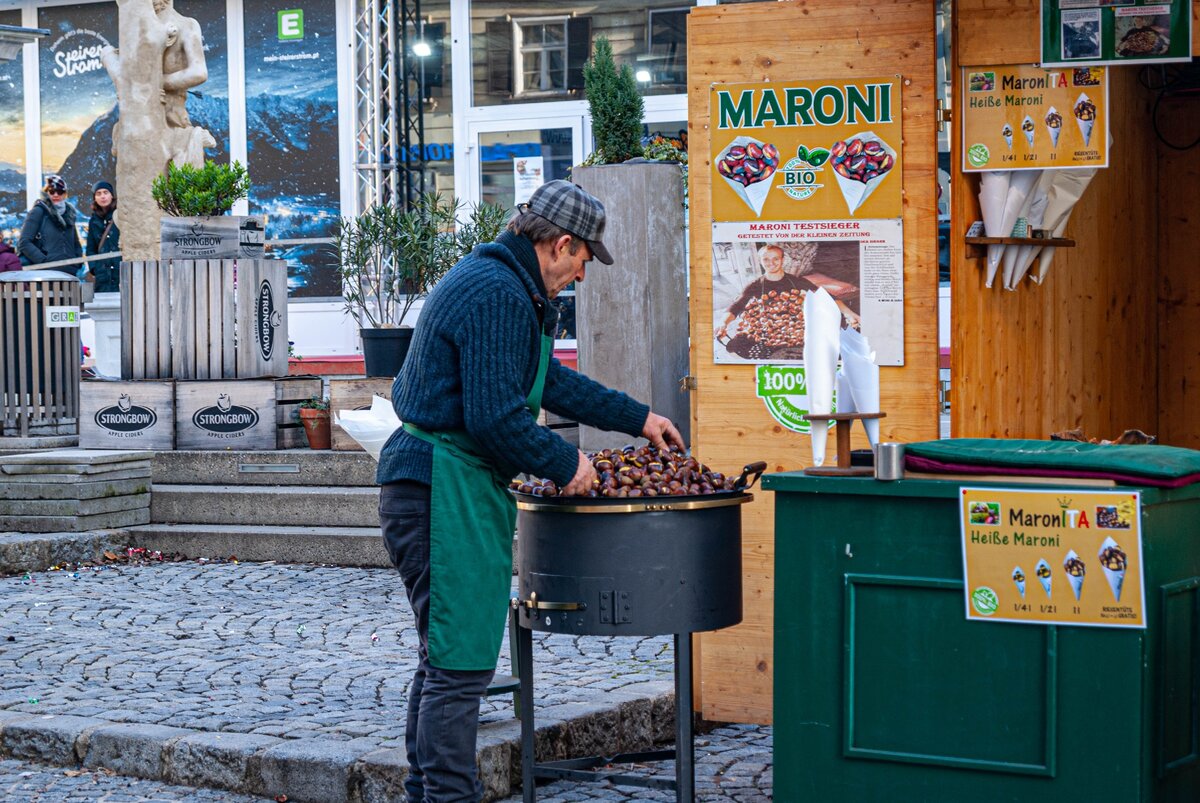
[766,473,1200,803]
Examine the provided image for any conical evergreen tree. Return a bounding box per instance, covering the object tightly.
[583,37,644,164]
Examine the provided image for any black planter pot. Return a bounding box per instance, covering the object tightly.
[360,327,414,378]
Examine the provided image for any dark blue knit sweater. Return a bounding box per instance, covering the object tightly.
[375,230,649,487]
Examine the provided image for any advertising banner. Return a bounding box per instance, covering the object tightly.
[962,64,1109,172]
[1041,0,1193,67]
[711,219,903,365]
[710,77,903,222]
[0,8,25,240]
[244,0,341,298]
[960,487,1145,628]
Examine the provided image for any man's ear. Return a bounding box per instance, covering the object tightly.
[553,234,574,255]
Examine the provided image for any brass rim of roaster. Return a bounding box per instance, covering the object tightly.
[515,493,753,514]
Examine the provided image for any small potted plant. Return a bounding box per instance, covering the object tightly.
[297,396,331,450]
[334,193,506,378]
[152,159,262,260]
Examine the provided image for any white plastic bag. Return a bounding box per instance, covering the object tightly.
[334,395,401,461]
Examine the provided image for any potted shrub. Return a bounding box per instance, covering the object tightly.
[334,193,506,378]
[152,160,263,260]
[297,396,331,450]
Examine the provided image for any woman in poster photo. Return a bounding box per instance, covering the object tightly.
[18,175,83,267]
[714,242,861,361]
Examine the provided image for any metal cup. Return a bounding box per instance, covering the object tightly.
[874,442,905,481]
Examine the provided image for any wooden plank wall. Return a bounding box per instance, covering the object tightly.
[952,4,1200,445]
[688,1,939,725]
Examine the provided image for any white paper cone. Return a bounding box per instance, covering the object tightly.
[992,170,1040,289]
[1104,566,1125,603]
[1065,549,1085,601]
[1032,162,1103,284]
[1010,171,1055,287]
[1022,115,1035,148]
[1002,175,1040,289]
[836,369,857,414]
[832,131,897,216]
[1036,558,1052,599]
[979,171,1011,288]
[1074,93,1096,147]
[840,329,880,447]
[1004,134,1013,150]
[716,136,780,217]
[803,288,841,467]
[1013,566,1026,599]
[1048,127,1061,149]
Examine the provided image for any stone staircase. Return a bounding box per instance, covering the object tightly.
[126,450,390,567]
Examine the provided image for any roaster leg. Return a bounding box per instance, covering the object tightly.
[675,632,695,803]
[519,621,536,803]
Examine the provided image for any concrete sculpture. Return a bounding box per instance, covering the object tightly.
[102,0,214,259]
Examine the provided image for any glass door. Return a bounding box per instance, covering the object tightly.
[465,116,585,344]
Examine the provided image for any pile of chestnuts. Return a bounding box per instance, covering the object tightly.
[511,445,738,498]
[738,287,806,348]
[830,137,894,184]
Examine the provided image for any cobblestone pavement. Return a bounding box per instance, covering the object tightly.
[498,723,773,803]
[0,724,772,802]
[0,562,671,740]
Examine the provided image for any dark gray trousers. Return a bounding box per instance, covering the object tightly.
[380,481,496,803]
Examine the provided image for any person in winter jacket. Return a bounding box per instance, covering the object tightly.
[18,175,83,267]
[84,180,120,291]
[0,240,22,272]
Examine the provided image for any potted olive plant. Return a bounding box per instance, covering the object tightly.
[152,160,264,260]
[334,193,506,378]
[297,396,331,450]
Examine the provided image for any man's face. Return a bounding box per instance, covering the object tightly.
[541,237,592,300]
[760,247,784,276]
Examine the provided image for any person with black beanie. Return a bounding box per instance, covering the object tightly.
[18,174,83,267]
[84,180,121,292]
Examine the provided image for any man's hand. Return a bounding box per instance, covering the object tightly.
[562,449,597,496]
[642,412,686,452]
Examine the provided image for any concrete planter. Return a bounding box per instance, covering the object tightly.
[160,215,266,261]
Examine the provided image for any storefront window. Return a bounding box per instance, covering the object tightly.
[244,0,341,298]
[417,0,454,197]
[0,9,26,241]
[471,1,692,107]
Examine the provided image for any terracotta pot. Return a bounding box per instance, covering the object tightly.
[299,407,332,450]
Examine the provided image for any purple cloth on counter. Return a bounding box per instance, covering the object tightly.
[904,454,1200,489]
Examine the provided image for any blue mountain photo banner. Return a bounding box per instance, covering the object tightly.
[0,8,26,240]
[244,0,341,299]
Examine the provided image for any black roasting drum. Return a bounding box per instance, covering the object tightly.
[514,493,748,637]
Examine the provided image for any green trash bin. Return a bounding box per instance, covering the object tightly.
[767,457,1200,802]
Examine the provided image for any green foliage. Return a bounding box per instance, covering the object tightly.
[298,396,329,411]
[151,160,251,217]
[583,37,644,164]
[642,135,690,196]
[334,194,507,329]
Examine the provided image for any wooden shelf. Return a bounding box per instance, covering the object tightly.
[965,236,1074,247]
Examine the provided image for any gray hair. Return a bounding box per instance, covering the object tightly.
[507,208,584,253]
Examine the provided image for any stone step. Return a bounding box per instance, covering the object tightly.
[126,523,390,567]
[151,450,379,487]
[150,484,380,528]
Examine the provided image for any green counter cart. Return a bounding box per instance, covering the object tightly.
[766,473,1200,802]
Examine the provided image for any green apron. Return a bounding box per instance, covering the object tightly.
[403,333,553,671]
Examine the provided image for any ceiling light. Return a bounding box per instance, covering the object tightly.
[412,40,432,57]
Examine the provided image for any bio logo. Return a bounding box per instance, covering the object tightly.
[779,144,830,201]
[972,586,999,616]
[967,143,990,168]
[278,9,304,40]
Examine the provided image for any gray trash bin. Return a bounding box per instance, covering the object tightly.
[0,271,81,438]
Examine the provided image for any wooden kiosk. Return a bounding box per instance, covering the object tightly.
[687,0,1200,728]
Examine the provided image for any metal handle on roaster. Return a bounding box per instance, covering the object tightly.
[734,461,768,491]
[517,592,586,613]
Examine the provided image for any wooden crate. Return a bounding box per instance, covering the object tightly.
[0,276,81,438]
[79,380,175,450]
[275,376,322,449]
[329,378,393,451]
[120,259,289,381]
[174,380,276,450]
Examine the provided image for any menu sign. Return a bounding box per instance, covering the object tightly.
[962,64,1109,171]
[1042,0,1193,67]
[710,77,904,221]
[960,487,1145,628]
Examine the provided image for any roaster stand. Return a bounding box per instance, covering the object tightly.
[516,623,696,802]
